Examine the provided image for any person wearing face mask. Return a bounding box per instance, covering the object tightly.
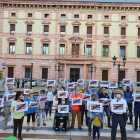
[55,98,69,132]
[71,87,83,130]
[98,88,112,129]
[110,89,128,140]
[122,83,133,124]
[25,91,37,132]
[10,92,24,140]
[37,90,46,126]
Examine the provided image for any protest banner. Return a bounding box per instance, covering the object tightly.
[77,79,84,85]
[90,102,103,112]
[111,101,126,113]
[24,89,33,95]
[39,96,47,102]
[5,78,15,84]
[103,99,111,106]
[15,102,28,113]
[71,82,77,87]
[89,80,98,87]
[6,93,16,101]
[122,79,132,86]
[59,78,65,84]
[58,91,68,98]
[29,102,39,108]
[67,83,74,89]
[82,94,91,101]
[0,99,4,107]
[47,80,55,87]
[134,94,140,102]
[72,98,82,105]
[58,105,69,113]
[109,82,117,89]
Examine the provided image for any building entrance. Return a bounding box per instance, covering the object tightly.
[70,68,80,82]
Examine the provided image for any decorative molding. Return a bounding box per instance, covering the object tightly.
[85,22,95,26]
[69,36,83,41]
[135,41,140,45]
[85,39,94,44]
[100,67,111,69]
[102,22,112,26]
[101,40,111,44]
[118,40,129,44]
[7,37,17,41]
[40,38,51,43]
[41,21,51,25]
[25,20,34,24]
[24,37,34,42]
[8,20,17,23]
[136,24,140,27]
[119,23,128,27]
[71,21,81,25]
[58,38,67,42]
[58,21,68,25]
[69,36,83,43]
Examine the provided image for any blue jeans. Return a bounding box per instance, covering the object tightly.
[134,107,140,128]
[93,125,100,140]
[46,101,53,116]
[81,105,88,125]
[127,103,133,122]
[0,108,1,114]
[68,101,72,114]
[101,107,110,125]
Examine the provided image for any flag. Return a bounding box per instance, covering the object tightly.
[66,41,69,54]
[84,41,85,55]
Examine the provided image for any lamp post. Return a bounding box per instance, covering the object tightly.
[30,63,33,89]
[87,62,97,80]
[112,56,126,88]
[55,61,64,80]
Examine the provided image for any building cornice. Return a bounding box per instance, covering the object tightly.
[42,21,51,25]
[58,21,68,25]
[118,40,129,44]
[101,40,111,44]
[71,21,81,26]
[7,37,17,42]
[119,23,128,27]
[40,38,51,43]
[24,37,34,42]
[25,20,34,25]
[8,20,17,24]
[102,22,112,26]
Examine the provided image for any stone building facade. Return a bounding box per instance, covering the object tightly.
[0,0,140,82]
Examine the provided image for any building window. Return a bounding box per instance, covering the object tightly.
[45,14,49,18]
[25,68,31,78]
[120,46,125,57]
[104,15,109,19]
[10,24,15,33]
[86,45,91,55]
[102,70,108,81]
[60,44,65,55]
[121,27,126,36]
[137,46,140,58]
[138,28,140,36]
[87,26,92,35]
[103,45,109,57]
[11,13,16,17]
[42,68,48,79]
[8,67,14,78]
[73,26,79,35]
[120,71,125,81]
[28,13,32,17]
[43,44,49,55]
[44,25,49,34]
[138,16,140,20]
[27,25,32,34]
[87,15,92,19]
[26,43,32,55]
[74,14,79,19]
[104,27,109,36]
[9,43,15,54]
[60,26,65,34]
[61,14,66,18]
[121,16,126,20]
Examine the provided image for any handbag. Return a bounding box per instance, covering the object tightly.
[44,102,50,111]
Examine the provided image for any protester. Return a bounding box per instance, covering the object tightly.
[71,87,82,129]
[0,94,3,115]
[122,84,133,124]
[68,88,72,114]
[55,98,69,132]
[25,91,37,132]
[17,78,20,88]
[37,90,46,126]
[21,78,25,88]
[98,88,112,128]
[10,92,24,140]
[110,89,128,140]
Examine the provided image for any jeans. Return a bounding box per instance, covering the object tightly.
[37,109,46,124]
[88,117,92,133]
[127,103,133,122]
[101,107,110,125]
[0,108,1,114]
[46,101,53,116]
[134,107,140,128]
[81,105,88,125]
[4,106,11,127]
[93,125,101,140]
[68,101,72,114]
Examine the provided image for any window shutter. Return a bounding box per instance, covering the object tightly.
[11,24,15,31]
[74,26,79,33]
[137,46,140,58]
[60,44,65,47]
[121,27,125,35]
[104,27,109,34]
[138,28,140,36]
[87,26,92,34]
[44,25,48,32]
[27,25,32,32]
[87,45,91,48]
[26,43,32,47]
[102,70,108,81]
[60,26,65,32]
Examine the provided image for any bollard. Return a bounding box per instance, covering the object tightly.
[5,136,17,140]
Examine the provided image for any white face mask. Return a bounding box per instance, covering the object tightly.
[62,101,65,104]
[116,94,121,99]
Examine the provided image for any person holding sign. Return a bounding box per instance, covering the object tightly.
[122,83,133,124]
[25,91,37,132]
[10,92,24,140]
[110,89,128,140]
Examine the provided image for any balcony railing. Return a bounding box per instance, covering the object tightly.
[10,31,15,35]
[121,35,126,39]
[60,32,65,37]
[104,34,109,38]
[27,32,32,36]
[87,34,92,38]
[44,32,49,36]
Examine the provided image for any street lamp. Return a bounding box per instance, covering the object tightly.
[87,62,97,80]
[113,56,126,88]
[30,63,33,89]
[55,61,64,80]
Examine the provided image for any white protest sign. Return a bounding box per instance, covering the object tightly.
[71,82,77,87]
[39,96,47,102]
[24,89,33,95]
[0,98,4,107]
[72,98,82,105]
[77,79,84,85]
[29,102,39,108]
[47,80,55,87]
[15,102,28,113]
[67,83,74,89]
[58,105,69,113]
[111,101,126,113]
[6,78,15,84]
[103,99,111,106]
[109,82,118,89]
[58,91,68,98]
[6,93,16,101]
[90,102,103,112]
[122,79,132,86]
[59,78,65,84]
[82,94,91,101]
[134,94,140,102]
[89,80,98,87]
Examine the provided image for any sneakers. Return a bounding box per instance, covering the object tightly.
[79,127,83,130]
[49,117,52,120]
[43,123,46,126]
[134,128,137,131]
[101,124,103,129]
[37,123,40,126]
[18,137,23,140]
[108,124,112,128]
[46,117,48,120]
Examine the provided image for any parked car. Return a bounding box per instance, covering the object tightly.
[26,79,37,87]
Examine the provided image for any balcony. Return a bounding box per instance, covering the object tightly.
[60,32,65,37]
[27,32,32,36]
[104,34,109,38]
[87,34,92,38]
[44,32,49,36]
[10,31,15,35]
[121,35,126,39]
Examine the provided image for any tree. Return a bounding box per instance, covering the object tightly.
[0,71,3,80]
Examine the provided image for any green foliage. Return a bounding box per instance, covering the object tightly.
[0,71,3,80]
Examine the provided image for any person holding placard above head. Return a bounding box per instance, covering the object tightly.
[10,92,24,140]
[71,87,83,130]
[37,90,47,126]
[98,88,112,129]
[25,91,37,132]
[110,89,128,140]
[121,83,133,124]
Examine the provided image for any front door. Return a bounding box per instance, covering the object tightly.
[72,44,79,55]
[70,68,80,82]
[8,67,14,78]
